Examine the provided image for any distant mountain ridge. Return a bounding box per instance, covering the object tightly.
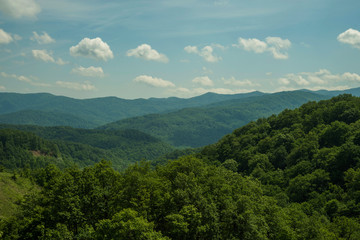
[1,88,360,148]
[0,110,95,128]
[0,91,267,127]
[99,90,333,147]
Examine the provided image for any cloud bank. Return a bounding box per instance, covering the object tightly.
[277,69,360,90]
[234,36,291,59]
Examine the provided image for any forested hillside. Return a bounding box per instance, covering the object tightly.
[0,91,266,128]
[100,91,329,147]
[0,127,174,171]
[1,94,360,239]
[1,88,359,129]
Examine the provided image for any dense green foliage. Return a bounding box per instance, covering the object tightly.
[0,129,68,169]
[0,127,174,171]
[2,156,359,239]
[0,91,266,127]
[198,94,360,235]
[101,91,330,147]
[2,94,360,239]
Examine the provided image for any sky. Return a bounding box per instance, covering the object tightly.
[0,0,360,99]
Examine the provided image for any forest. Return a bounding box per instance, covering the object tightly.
[0,94,360,239]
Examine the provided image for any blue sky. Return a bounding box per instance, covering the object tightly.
[0,0,360,99]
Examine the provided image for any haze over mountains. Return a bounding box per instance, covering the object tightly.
[0,91,265,128]
[1,88,360,149]
[1,88,359,128]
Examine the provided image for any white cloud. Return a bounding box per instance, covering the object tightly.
[0,85,5,91]
[1,71,50,87]
[184,45,198,54]
[127,44,168,63]
[32,49,68,65]
[71,66,104,78]
[56,58,68,65]
[133,75,175,88]
[234,36,291,59]
[285,73,310,86]
[211,43,226,50]
[0,29,13,44]
[184,45,221,62]
[342,72,360,82]
[278,69,360,89]
[236,38,267,53]
[32,49,55,62]
[337,28,360,49]
[222,77,259,87]
[56,81,96,91]
[31,31,55,44]
[200,46,221,62]
[0,0,41,18]
[265,37,291,59]
[192,76,214,86]
[278,78,290,85]
[70,37,114,61]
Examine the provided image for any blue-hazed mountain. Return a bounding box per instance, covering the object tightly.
[99,90,335,147]
[0,110,95,128]
[0,91,265,127]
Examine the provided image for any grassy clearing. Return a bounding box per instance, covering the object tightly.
[0,172,39,219]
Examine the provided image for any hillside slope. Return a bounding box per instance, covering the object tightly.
[0,110,95,128]
[199,94,360,219]
[100,91,329,147]
[0,127,173,171]
[0,171,39,220]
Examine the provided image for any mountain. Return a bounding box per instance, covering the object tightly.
[0,91,266,128]
[0,88,359,129]
[0,110,95,128]
[99,90,330,147]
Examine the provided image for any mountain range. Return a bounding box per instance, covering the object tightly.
[1,87,360,150]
